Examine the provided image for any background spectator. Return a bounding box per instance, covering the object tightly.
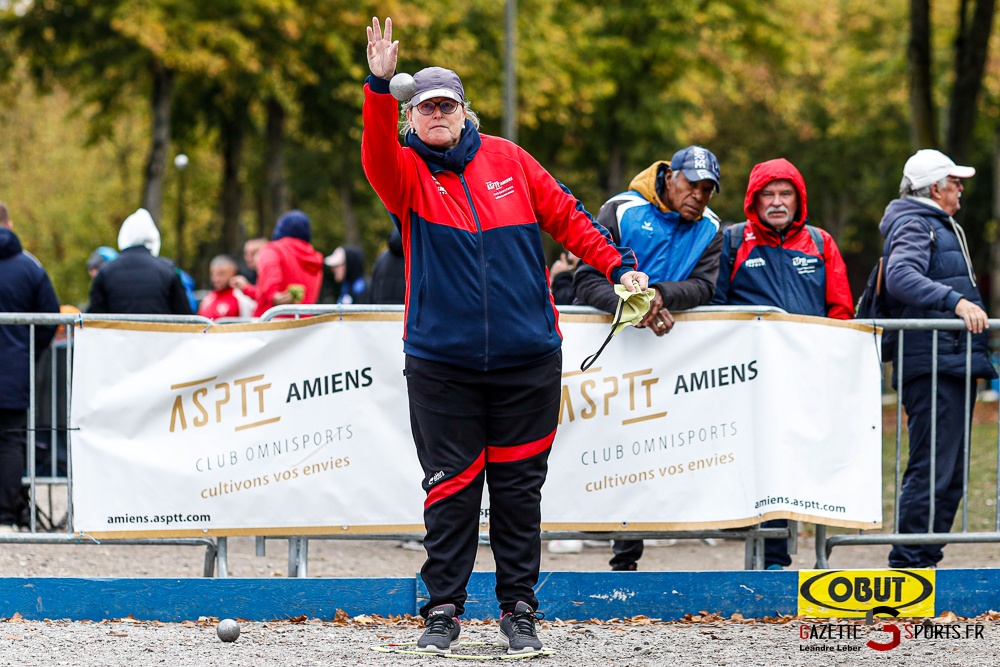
[198,255,256,320]
[0,201,60,532]
[325,246,370,304]
[237,237,267,287]
[88,209,192,315]
[548,252,578,306]
[712,158,853,570]
[574,147,723,568]
[85,246,118,279]
[370,228,406,304]
[881,150,995,569]
[252,210,324,317]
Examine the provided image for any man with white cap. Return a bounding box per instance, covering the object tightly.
[89,208,192,315]
[880,149,996,569]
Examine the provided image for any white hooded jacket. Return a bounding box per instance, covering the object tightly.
[117,208,161,257]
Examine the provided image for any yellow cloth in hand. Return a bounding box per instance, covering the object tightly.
[612,283,653,335]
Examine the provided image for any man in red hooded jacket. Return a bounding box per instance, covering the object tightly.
[252,210,324,318]
[712,158,853,569]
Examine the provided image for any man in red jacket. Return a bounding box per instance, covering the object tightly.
[198,255,256,320]
[711,159,853,319]
[252,210,324,318]
[364,17,648,655]
[712,158,853,570]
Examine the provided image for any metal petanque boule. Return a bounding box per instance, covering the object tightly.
[216,618,240,642]
[389,73,417,102]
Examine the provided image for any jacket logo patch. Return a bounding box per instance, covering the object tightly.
[641,221,654,231]
[431,176,447,195]
[745,257,766,268]
[486,176,516,200]
[794,256,819,275]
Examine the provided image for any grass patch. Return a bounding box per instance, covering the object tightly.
[820,414,1000,537]
[878,418,1000,534]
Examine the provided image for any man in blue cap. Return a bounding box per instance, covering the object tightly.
[573,147,724,570]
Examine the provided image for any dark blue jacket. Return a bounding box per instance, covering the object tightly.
[0,228,60,410]
[880,197,995,383]
[89,246,192,315]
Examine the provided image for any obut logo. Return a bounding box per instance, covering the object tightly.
[797,569,935,618]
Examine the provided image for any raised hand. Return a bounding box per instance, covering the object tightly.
[367,17,398,80]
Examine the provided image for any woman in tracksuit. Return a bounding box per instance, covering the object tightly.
[363,17,648,655]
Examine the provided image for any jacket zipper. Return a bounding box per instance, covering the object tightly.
[776,229,787,305]
[460,174,489,369]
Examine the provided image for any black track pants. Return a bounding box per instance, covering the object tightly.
[0,409,26,525]
[405,352,561,618]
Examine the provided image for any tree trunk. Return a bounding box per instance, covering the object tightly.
[990,126,1000,316]
[606,141,626,200]
[255,185,267,239]
[908,0,938,150]
[141,61,174,223]
[340,153,361,247]
[220,113,245,257]
[175,169,187,270]
[946,0,996,163]
[266,98,287,231]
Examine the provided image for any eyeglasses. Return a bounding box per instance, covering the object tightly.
[415,100,461,115]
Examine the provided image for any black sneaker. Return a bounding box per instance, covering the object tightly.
[416,604,460,654]
[498,601,545,654]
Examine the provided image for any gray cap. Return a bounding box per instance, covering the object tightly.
[411,67,465,105]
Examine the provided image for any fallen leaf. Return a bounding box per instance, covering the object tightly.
[939,611,958,623]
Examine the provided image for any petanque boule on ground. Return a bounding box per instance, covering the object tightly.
[389,72,417,101]
[216,618,240,642]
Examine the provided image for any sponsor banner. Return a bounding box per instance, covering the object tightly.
[71,311,882,537]
[798,569,936,618]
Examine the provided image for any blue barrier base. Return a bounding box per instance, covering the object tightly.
[1,570,997,621]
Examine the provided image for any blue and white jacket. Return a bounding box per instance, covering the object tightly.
[574,161,723,314]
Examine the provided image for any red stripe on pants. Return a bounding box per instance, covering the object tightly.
[425,450,486,508]
[486,428,556,463]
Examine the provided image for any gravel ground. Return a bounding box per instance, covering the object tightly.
[1,614,998,667]
[5,490,1000,665]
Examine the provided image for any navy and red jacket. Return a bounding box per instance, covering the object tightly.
[362,75,637,370]
[711,159,853,319]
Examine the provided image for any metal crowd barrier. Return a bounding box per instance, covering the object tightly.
[815,318,1000,567]
[0,312,219,576]
[14,308,988,576]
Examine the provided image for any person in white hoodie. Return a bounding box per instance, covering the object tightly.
[88,209,192,315]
